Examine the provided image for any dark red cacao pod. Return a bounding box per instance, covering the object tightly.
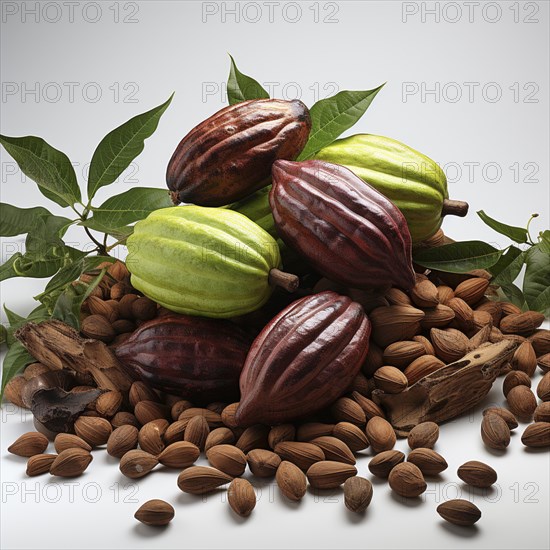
[235,291,371,426]
[166,99,311,206]
[270,160,416,291]
[113,315,251,403]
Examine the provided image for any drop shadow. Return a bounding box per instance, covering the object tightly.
[226,505,251,524]
[483,447,508,457]
[459,483,499,498]
[368,476,388,486]
[344,507,371,524]
[523,446,550,454]
[439,521,481,537]
[389,492,424,508]
[132,522,172,537]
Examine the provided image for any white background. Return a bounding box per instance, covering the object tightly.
[1,1,549,549]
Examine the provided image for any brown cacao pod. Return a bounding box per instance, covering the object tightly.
[235,291,371,426]
[114,315,250,403]
[270,160,416,291]
[166,99,311,206]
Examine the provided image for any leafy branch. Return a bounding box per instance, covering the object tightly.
[0,95,174,392]
[414,211,550,315]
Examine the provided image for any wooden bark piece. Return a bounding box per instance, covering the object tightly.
[15,320,134,392]
[372,340,517,436]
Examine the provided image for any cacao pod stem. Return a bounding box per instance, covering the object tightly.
[170,191,180,205]
[441,199,469,218]
[268,268,299,293]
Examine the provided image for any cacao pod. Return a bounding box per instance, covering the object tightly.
[166,99,311,206]
[227,187,315,278]
[270,159,416,291]
[114,315,250,403]
[126,206,298,318]
[235,291,371,426]
[313,134,468,242]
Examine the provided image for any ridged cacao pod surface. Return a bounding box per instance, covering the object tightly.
[114,315,250,403]
[126,206,289,318]
[167,99,311,206]
[313,134,468,242]
[270,160,416,291]
[235,291,371,426]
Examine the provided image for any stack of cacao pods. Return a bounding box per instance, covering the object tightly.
[95,96,485,429]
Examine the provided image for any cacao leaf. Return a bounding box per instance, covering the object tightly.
[492,249,526,287]
[0,254,22,282]
[477,210,528,244]
[522,245,550,315]
[87,94,174,199]
[227,55,269,105]
[38,255,113,302]
[0,203,52,236]
[489,245,523,278]
[413,241,503,273]
[297,85,385,160]
[497,284,527,310]
[0,135,81,207]
[86,187,172,230]
[51,267,107,328]
[0,324,7,347]
[539,230,550,254]
[1,341,35,397]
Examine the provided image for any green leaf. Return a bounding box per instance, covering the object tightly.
[52,267,107,328]
[38,255,113,301]
[3,305,24,326]
[227,55,269,105]
[523,245,550,315]
[0,135,81,207]
[477,210,528,244]
[0,254,22,282]
[0,324,7,347]
[297,85,385,160]
[497,284,527,310]
[86,187,172,231]
[1,342,34,397]
[0,203,52,236]
[489,245,523,278]
[539,230,550,254]
[87,94,174,199]
[79,218,134,241]
[492,249,526,286]
[413,241,503,273]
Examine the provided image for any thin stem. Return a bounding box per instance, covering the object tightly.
[84,226,108,256]
[526,213,538,246]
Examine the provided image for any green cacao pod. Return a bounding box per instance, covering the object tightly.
[126,206,298,318]
[313,134,468,242]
